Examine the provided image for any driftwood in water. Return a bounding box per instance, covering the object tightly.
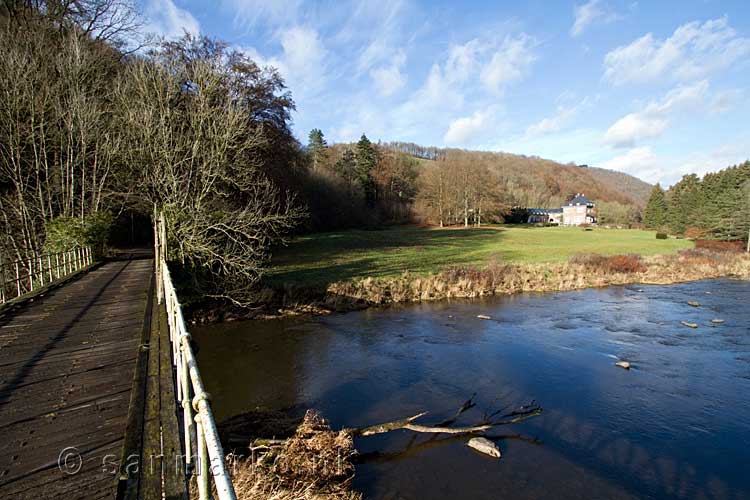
[349,398,542,438]
[467,437,502,458]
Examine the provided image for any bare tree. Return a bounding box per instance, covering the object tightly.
[113,38,304,303]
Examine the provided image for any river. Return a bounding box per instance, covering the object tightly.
[193,278,750,499]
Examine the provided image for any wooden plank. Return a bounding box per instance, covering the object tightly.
[138,290,163,500]
[158,303,188,499]
[0,259,153,499]
[116,274,154,500]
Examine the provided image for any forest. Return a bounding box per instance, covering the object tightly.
[1,0,747,307]
[643,162,750,244]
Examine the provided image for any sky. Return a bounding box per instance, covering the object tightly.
[139,0,750,186]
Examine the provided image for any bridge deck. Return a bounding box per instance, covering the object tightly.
[0,259,156,499]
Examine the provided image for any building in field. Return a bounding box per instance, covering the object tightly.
[527,208,563,224]
[526,194,596,226]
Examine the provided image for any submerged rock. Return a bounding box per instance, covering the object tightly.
[615,361,631,370]
[711,319,725,324]
[681,321,698,328]
[687,301,700,307]
[467,437,501,458]
[477,314,491,320]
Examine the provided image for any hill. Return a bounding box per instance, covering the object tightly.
[385,142,652,209]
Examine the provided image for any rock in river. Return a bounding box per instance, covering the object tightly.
[681,321,698,328]
[711,319,725,324]
[477,315,491,320]
[687,301,700,307]
[615,361,631,370]
[467,437,501,458]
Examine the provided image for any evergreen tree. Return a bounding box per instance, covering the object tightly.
[666,174,700,235]
[307,128,327,171]
[333,148,356,190]
[643,184,667,229]
[355,134,378,206]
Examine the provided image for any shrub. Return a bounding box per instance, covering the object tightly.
[44,212,113,256]
[695,239,744,253]
[440,259,510,288]
[655,232,668,239]
[571,253,646,273]
[605,254,647,273]
[570,253,608,268]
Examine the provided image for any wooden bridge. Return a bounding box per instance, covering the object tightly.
[0,216,236,499]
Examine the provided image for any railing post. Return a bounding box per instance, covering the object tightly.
[55,254,60,279]
[181,344,193,470]
[15,262,21,297]
[28,258,33,292]
[195,415,210,500]
[47,255,53,282]
[38,256,44,287]
[1,264,6,304]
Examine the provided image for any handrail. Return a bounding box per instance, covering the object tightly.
[0,247,92,304]
[154,211,236,500]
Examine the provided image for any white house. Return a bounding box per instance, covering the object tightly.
[526,194,596,226]
[562,194,596,226]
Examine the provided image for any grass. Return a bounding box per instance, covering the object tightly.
[267,225,693,285]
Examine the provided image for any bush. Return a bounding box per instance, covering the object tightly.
[695,239,745,253]
[605,254,647,273]
[44,212,113,256]
[655,232,668,239]
[440,259,510,288]
[571,253,646,273]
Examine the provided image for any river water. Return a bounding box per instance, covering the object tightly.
[193,278,750,500]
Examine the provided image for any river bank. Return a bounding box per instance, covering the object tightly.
[186,248,750,324]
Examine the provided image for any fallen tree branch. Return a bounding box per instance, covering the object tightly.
[350,401,542,438]
[353,412,428,437]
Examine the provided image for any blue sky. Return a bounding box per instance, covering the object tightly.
[140,0,750,186]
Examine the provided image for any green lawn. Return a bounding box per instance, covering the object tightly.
[267,225,693,285]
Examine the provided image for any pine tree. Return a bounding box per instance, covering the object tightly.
[666,174,700,235]
[333,148,356,191]
[355,134,377,206]
[307,128,327,171]
[643,184,667,229]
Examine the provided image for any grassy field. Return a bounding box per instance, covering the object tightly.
[267,225,694,285]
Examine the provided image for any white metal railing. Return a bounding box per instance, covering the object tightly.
[0,247,92,304]
[154,212,236,500]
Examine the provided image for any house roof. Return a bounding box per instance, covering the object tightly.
[566,194,594,206]
[528,208,563,215]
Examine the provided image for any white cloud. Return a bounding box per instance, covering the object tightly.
[444,111,488,145]
[709,88,743,115]
[145,0,200,39]
[604,80,710,147]
[480,35,537,93]
[526,106,578,137]
[599,137,750,186]
[604,17,750,85]
[242,26,330,99]
[225,0,304,27]
[571,0,619,38]
[599,146,663,183]
[370,50,407,97]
